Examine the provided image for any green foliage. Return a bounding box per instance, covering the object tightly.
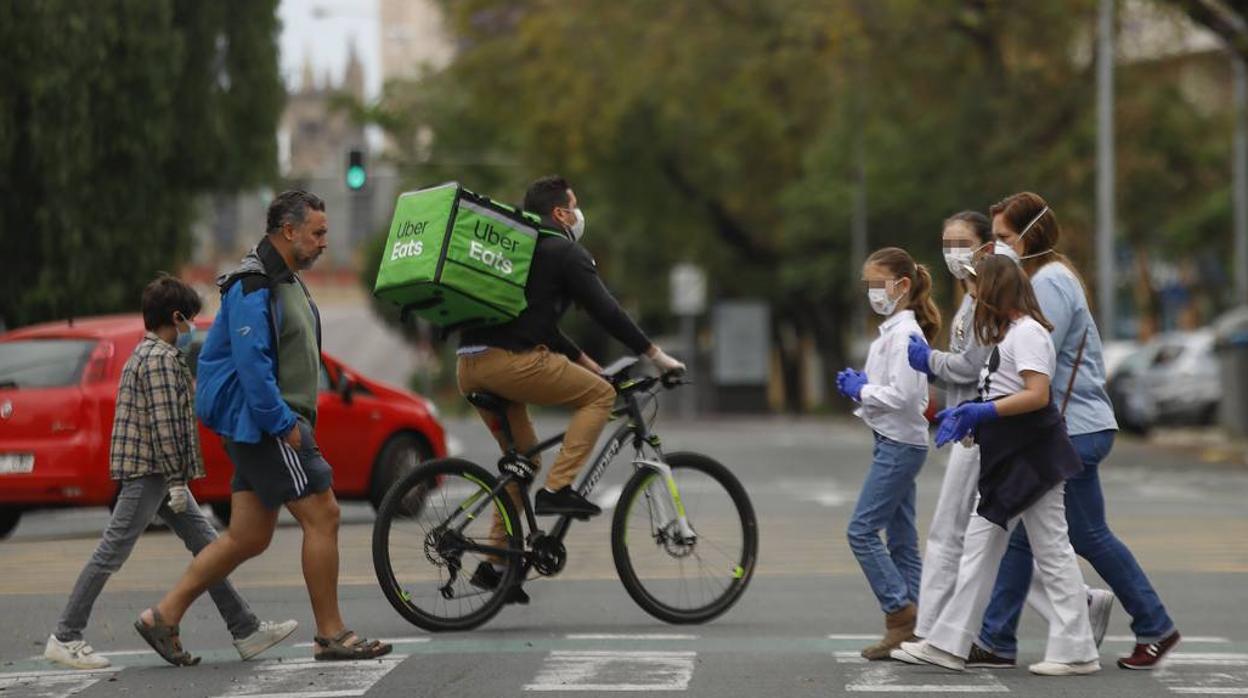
[363,0,1236,405]
[0,0,282,328]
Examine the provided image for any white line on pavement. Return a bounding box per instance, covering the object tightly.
[566,634,699,641]
[214,655,405,698]
[592,484,624,510]
[0,668,115,698]
[1169,690,1248,695]
[845,664,1009,694]
[1165,652,1248,667]
[525,650,697,692]
[828,634,887,640]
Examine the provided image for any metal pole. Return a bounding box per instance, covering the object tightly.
[851,108,868,336]
[1234,54,1248,305]
[681,314,697,419]
[1096,0,1117,336]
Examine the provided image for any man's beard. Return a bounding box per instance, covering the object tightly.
[293,248,320,270]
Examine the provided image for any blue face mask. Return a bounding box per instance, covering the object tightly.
[175,316,196,351]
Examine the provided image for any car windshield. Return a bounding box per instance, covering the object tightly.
[0,339,97,389]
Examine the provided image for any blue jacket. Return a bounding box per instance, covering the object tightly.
[196,238,322,444]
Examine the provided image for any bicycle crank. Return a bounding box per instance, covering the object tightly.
[530,534,567,576]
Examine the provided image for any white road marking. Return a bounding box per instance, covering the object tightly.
[566,634,698,641]
[845,664,1009,693]
[592,484,624,510]
[828,634,886,640]
[99,649,158,657]
[1169,690,1248,695]
[1165,653,1248,667]
[834,651,867,664]
[525,650,696,692]
[0,668,115,698]
[215,655,405,698]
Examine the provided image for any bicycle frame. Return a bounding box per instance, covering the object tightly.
[439,377,694,567]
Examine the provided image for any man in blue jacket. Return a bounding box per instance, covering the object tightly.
[135,191,392,664]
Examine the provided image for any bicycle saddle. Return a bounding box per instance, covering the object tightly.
[466,391,509,414]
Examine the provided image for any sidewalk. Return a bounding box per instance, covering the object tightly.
[1140,426,1248,467]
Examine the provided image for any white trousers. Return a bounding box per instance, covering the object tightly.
[926,483,1097,664]
[915,442,980,638]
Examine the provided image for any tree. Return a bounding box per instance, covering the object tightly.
[0,0,283,328]
[366,0,1235,408]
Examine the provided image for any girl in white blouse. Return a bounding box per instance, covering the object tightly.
[835,246,939,660]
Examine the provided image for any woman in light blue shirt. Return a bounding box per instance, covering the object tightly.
[975,192,1179,671]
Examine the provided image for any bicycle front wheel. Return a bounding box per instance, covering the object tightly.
[611,452,758,624]
[372,458,522,632]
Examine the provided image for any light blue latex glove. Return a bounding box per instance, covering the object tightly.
[837,368,868,402]
[934,401,999,447]
[907,333,934,377]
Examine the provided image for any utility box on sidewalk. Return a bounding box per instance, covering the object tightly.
[1213,306,1248,436]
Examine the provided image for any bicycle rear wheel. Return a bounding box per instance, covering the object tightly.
[372,458,522,631]
[611,451,758,624]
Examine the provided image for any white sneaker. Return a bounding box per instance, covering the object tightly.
[898,640,966,672]
[889,646,925,664]
[44,635,110,669]
[1088,588,1115,648]
[234,619,299,660]
[1028,660,1102,676]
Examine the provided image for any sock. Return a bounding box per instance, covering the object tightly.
[542,487,557,494]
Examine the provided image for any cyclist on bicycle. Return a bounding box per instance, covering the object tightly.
[457,175,685,602]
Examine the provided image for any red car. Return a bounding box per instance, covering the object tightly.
[0,314,447,538]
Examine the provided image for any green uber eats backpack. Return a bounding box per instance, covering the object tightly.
[373,182,558,331]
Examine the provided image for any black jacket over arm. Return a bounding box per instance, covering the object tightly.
[975,401,1083,529]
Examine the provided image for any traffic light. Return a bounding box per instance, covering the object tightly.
[346,148,367,191]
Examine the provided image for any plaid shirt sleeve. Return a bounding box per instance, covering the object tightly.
[143,350,193,484]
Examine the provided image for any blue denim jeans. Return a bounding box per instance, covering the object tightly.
[978,430,1176,656]
[847,432,927,614]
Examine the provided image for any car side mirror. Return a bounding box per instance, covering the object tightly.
[337,372,354,404]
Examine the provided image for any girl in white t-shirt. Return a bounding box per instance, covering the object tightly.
[835,246,938,660]
[898,254,1099,676]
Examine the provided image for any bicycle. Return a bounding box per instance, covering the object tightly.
[372,357,758,631]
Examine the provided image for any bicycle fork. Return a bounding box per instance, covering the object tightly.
[633,459,697,543]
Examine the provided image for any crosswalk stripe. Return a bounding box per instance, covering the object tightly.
[565,634,699,640]
[525,650,697,692]
[1105,635,1229,643]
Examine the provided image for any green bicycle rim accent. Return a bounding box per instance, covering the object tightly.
[464,474,512,535]
[733,565,745,579]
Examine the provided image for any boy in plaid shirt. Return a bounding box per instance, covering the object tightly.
[45,275,296,669]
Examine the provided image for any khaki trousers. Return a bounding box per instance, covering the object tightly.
[457,347,616,556]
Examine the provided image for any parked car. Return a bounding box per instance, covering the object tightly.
[0,314,448,538]
[1106,330,1219,435]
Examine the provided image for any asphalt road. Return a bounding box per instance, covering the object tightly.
[2,414,1247,697]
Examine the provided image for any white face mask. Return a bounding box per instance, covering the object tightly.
[968,205,1051,274]
[568,208,586,242]
[943,248,975,279]
[867,280,903,316]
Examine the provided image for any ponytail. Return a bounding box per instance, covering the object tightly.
[908,264,941,343]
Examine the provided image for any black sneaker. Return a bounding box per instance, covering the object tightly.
[966,644,1016,668]
[534,486,602,518]
[469,562,530,605]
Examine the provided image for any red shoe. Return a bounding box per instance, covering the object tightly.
[1117,630,1180,670]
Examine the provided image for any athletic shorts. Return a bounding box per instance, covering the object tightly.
[225,417,333,510]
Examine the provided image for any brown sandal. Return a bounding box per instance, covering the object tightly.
[313,629,393,661]
[134,608,200,667]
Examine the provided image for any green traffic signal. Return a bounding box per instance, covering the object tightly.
[346,164,367,190]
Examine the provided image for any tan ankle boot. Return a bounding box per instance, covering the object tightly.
[861,603,917,660]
